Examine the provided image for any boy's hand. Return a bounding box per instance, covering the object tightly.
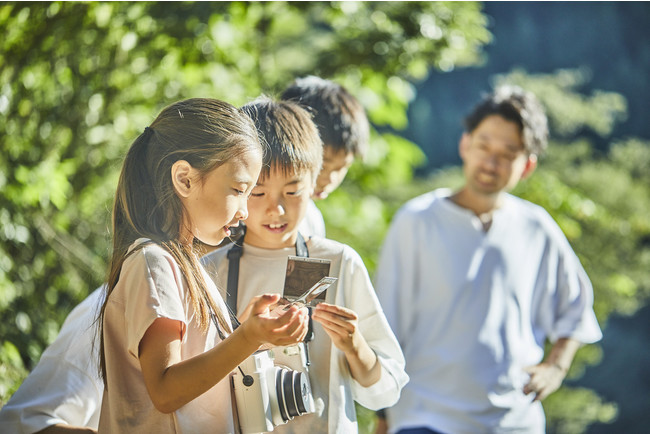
[240,294,309,348]
[311,302,361,353]
[312,302,381,387]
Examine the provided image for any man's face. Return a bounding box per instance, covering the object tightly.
[460,114,534,196]
[312,146,355,200]
[245,166,314,249]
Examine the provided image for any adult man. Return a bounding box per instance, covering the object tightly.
[374,86,602,433]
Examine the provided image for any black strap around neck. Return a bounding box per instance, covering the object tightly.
[226,228,308,328]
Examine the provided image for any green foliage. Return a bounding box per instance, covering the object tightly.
[0,341,27,402]
[0,0,491,411]
[543,386,618,434]
[496,68,628,137]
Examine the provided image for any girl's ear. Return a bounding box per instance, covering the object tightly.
[171,160,194,198]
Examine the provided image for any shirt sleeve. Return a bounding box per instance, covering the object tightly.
[0,290,105,432]
[534,214,602,345]
[548,249,602,344]
[121,245,189,359]
[340,247,409,410]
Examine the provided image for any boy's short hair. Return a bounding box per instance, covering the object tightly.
[241,97,323,182]
[281,76,370,159]
[464,85,549,156]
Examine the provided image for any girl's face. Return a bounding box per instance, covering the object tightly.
[244,166,314,249]
[181,149,262,246]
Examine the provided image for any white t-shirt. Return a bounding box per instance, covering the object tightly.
[99,240,235,433]
[298,199,326,239]
[374,189,603,434]
[0,289,104,433]
[202,236,408,434]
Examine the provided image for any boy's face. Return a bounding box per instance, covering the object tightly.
[312,146,355,200]
[245,166,314,249]
[459,114,535,196]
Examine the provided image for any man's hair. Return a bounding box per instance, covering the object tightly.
[241,97,323,182]
[464,85,549,156]
[281,76,370,158]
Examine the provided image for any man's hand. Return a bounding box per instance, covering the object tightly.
[523,337,581,401]
[523,362,567,401]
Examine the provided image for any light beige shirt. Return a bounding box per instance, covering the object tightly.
[202,236,409,434]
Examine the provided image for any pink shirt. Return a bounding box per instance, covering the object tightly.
[99,240,235,433]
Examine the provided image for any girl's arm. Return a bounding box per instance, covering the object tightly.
[139,294,308,413]
[311,302,381,387]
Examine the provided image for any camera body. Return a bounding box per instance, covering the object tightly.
[232,343,315,433]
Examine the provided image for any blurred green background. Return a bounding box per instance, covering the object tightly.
[1,2,648,433]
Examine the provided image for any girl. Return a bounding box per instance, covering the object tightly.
[97,98,309,433]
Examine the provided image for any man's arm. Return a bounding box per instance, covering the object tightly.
[523,337,581,401]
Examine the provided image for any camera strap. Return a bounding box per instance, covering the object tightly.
[226,226,310,331]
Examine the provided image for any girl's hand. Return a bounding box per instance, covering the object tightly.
[311,302,361,354]
[240,294,309,348]
[238,294,268,322]
[239,294,291,322]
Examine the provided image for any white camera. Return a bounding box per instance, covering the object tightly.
[232,343,315,433]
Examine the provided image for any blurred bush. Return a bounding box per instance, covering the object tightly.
[0,0,490,404]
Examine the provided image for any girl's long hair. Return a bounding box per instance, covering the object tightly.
[98,98,262,384]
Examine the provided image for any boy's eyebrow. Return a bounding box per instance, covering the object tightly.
[255,173,307,187]
[255,179,302,187]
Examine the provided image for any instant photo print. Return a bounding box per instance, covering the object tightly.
[283,256,333,304]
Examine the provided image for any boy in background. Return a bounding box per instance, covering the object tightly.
[202,97,407,433]
[281,76,370,238]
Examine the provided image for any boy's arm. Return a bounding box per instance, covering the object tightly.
[318,244,409,410]
[312,303,381,387]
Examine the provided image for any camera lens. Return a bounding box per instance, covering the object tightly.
[293,371,311,415]
[275,369,291,423]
